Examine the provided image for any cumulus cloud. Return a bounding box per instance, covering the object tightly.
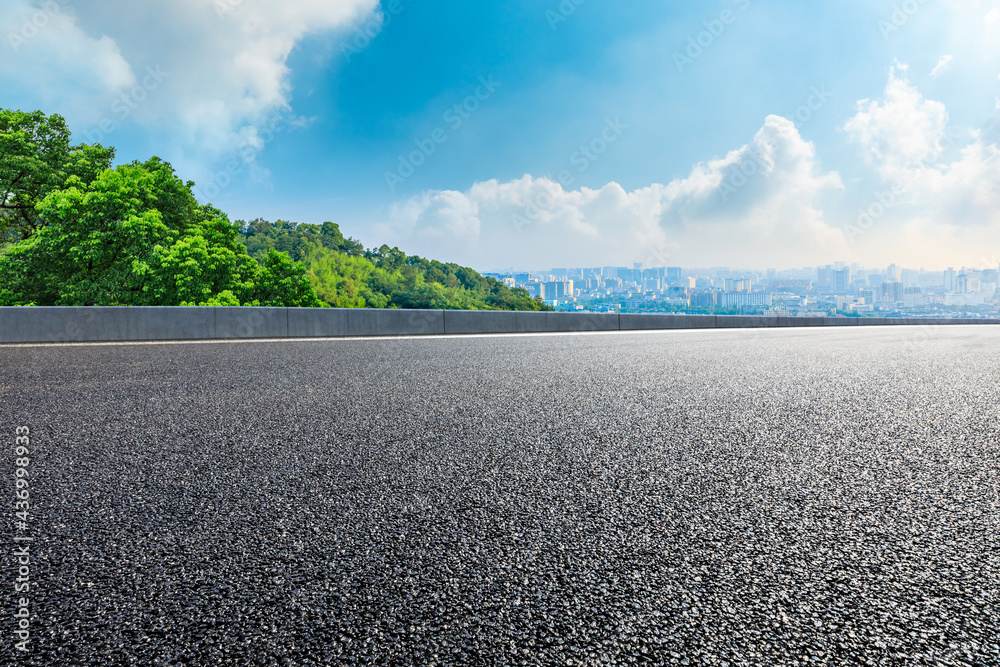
[377,115,848,269]
[845,66,1000,227]
[843,63,950,182]
[0,0,377,156]
[842,65,1000,268]
[0,1,135,114]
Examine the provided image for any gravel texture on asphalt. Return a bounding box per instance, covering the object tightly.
[1,327,999,666]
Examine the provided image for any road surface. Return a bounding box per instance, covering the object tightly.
[2,327,998,665]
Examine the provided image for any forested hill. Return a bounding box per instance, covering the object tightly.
[236,219,548,311]
[0,108,549,311]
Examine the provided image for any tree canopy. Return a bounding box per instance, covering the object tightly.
[238,220,549,311]
[0,107,550,312]
[0,150,320,307]
[0,110,115,242]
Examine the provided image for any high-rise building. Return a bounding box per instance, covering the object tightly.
[944,268,957,292]
[642,277,661,292]
[666,267,683,283]
[833,268,852,293]
[817,265,833,288]
[724,278,752,293]
[542,281,572,299]
[957,273,981,295]
[880,281,904,303]
[690,291,717,308]
[886,264,901,281]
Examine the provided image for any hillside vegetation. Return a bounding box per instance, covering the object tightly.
[237,218,546,310]
[0,108,549,311]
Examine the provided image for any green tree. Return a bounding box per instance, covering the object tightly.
[252,249,323,307]
[0,110,115,241]
[0,164,174,305]
[0,158,322,307]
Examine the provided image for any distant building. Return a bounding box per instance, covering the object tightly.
[957,273,981,295]
[718,292,772,309]
[666,267,683,283]
[944,268,957,292]
[690,291,717,308]
[817,265,833,288]
[880,281,904,303]
[833,268,852,293]
[723,278,753,293]
[541,281,573,299]
[945,293,985,306]
[770,279,813,292]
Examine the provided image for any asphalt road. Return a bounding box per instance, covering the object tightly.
[2,327,998,666]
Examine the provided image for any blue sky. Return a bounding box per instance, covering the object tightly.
[2,0,999,271]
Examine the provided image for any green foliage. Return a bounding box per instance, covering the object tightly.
[0,154,319,307]
[0,107,547,312]
[0,109,115,242]
[252,249,324,307]
[239,218,365,261]
[238,219,551,311]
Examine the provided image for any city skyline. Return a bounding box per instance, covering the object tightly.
[490,261,1000,317]
[2,1,999,271]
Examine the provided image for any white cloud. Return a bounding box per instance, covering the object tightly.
[843,64,950,182]
[0,0,377,157]
[378,115,848,269]
[929,54,953,78]
[0,2,136,114]
[843,65,1000,268]
[845,66,1000,223]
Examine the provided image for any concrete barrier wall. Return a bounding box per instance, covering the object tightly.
[0,307,996,344]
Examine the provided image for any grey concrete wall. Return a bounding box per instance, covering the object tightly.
[0,307,996,344]
[0,307,129,343]
[620,314,717,330]
[127,306,214,341]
